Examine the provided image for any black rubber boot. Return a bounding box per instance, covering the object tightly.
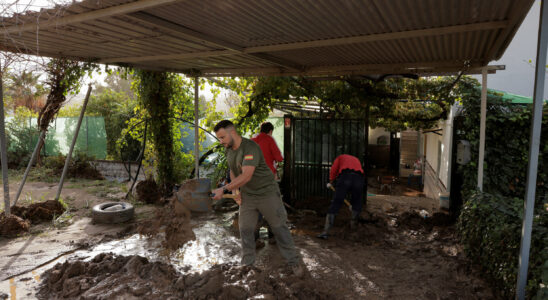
[350,211,360,230]
[317,214,335,239]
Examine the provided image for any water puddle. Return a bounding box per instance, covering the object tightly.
[1,212,240,299]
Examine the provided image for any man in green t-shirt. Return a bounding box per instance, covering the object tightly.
[211,120,302,277]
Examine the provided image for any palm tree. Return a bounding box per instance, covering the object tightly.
[5,70,46,112]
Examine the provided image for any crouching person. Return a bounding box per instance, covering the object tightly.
[317,154,365,239]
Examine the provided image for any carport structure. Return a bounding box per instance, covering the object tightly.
[0,0,544,298]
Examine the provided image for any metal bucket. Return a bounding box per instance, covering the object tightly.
[176,178,212,212]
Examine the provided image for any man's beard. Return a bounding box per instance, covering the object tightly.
[224,137,234,148]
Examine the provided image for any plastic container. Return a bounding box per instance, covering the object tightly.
[439,192,450,209]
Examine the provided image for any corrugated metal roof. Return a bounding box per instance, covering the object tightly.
[0,0,534,76]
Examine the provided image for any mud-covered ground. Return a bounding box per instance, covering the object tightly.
[36,207,494,299]
[1,179,495,299]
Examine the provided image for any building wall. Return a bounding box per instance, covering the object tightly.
[422,105,457,200]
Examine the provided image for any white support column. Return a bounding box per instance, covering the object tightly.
[516,0,548,298]
[194,77,200,179]
[477,68,487,191]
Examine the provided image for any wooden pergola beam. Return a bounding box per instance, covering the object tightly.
[0,0,185,35]
[98,21,509,65]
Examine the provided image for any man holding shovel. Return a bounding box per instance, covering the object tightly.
[317,154,365,239]
[211,120,303,277]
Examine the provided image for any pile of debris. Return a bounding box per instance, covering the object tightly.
[38,253,184,299]
[0,200,66,237]
[0,214,30,237]
[11,200,66,224]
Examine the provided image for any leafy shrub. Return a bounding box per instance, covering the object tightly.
[458,192,548,298]
[5,107,39,168]
[455,84,548,298]
[43,151,103,180]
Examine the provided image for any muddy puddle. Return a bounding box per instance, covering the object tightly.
[1,212,240,299]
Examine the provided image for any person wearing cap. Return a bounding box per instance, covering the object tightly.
[317,154,365,239]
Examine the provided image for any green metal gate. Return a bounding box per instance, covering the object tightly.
[282,115,366,203]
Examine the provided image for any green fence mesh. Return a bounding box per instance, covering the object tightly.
[16,117,107,159]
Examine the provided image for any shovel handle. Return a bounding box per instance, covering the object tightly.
[326,183,352,210]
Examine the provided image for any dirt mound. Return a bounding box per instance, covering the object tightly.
[0,214,30,237]
[38,254,333,300]
[138,197,195,250]
[185,263,334,300]
[37,253,184,299]
[11,200,65,224]
[45,154,104,180]
[135,178,161,204]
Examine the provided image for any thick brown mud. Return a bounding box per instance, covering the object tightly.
[11,200,65,224]
[138,197,195,250]
[0,214,30,237]
[135,178,161,204]
[37,253,332,300]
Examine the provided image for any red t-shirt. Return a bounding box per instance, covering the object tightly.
[329,154,364,181]
[252,133,283,174]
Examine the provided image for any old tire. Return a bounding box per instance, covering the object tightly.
[92,202,134,224]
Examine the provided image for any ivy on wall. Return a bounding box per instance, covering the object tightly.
[455,84,548,298]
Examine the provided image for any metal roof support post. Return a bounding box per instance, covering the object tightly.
[0,61,10,215]
[194,77,200,179]
[55,84,92,201]
[14,131,46,206]
[477,67,487,191]
[516,0,548,298]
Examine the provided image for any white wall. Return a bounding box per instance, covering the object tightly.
[423,105,457,197]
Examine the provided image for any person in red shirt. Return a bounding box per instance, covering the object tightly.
[318,154,365,239]
[252,122,283,180]
[252,122,283,242]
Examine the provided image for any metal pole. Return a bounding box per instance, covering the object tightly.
[55,84,92,201]
[0,61,10,215]
[126,120,148,199]
[14,131,46,206]
[477,68,487,191]
[516,1,548,298]
[364,102,370,207]
[194,77,200,179]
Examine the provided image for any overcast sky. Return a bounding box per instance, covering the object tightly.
[472,0,547,98]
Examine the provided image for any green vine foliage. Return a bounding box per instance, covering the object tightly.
[210,75,471,134]
[38,59,97,131]
[455,85,548,298]
[124,72,223,193]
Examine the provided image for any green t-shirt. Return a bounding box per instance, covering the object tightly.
[226,138,278,197]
